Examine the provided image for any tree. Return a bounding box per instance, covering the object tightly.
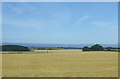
[82,46,90,51]
[2,45,30,51]
[106,47,112,51]
[90,44,104,51]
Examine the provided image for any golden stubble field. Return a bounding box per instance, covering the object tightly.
[2,49,118,77]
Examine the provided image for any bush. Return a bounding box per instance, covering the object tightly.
[82,46,90,51]
[106,47,112,51]
[90,44,104,51]
[2,45,30,51]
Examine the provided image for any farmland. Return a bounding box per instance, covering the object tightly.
[2,49,118,77]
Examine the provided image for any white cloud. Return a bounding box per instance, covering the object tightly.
[91,21,117,29]
[2,15,68,29]
[2,16,43,28]
[6,4,23,14]
[76,15,90,24]
[3,3,36,14]
[92,21,109,27]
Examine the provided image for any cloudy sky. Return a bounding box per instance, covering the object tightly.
[2,2,118,44]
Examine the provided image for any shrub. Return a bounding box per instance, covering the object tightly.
[82,46,90,51]
[106,47,112,51]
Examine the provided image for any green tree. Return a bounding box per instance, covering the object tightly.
[2,45,30,51]
[90,44,104,51]
[82,46,90,51]
[106,47,112,51]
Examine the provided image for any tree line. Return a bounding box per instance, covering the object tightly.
[82,44,116,51]
[1,44,117,52]
[1,45,30,51]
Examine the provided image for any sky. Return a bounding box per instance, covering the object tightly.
[2,2,118,45]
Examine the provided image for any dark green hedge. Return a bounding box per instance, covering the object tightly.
[2,45,30,51]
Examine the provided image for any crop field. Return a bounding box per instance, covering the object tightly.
[2,49,118,77]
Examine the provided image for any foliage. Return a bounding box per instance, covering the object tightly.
[82,44,104,51]
[82,46,90,51]
[2,45,30,51]
[106,47,112,51]
[29,47,64,50]
[90,44,104,51]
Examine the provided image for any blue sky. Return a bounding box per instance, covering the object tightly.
[2,2,118,44]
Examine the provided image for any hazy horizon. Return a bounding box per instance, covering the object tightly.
[2,42,118,48]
